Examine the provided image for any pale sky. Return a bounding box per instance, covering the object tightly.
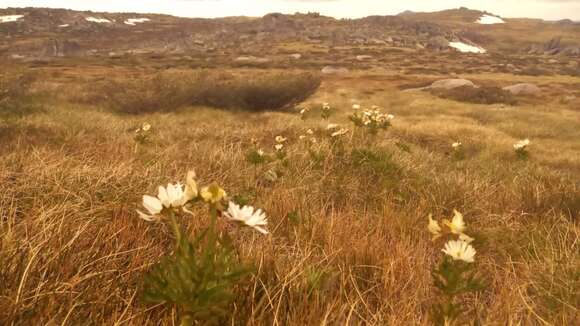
[2,1,580,21]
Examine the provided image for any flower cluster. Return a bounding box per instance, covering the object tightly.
[513,139,531,159]
[274,135,288,160]
[326,123,349,138]
[428,210,485,325]
[348,105,394,134]
[428,210,476,263]
[298,128,317,144]
[134,122,152,146]
[321,102,332,120]
[298,105,311,120]
[137,170,269,234]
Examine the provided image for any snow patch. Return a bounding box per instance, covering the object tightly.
[0,15,24,23]
[124,18,150,26]
[86,17,112,24]
[449,41,486,54]
[476,14,505,25]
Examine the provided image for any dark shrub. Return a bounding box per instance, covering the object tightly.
[431,86,518,105]
[0,70,43,118]
[101,70,321,114]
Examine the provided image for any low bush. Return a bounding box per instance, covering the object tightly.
[101,70,321,114]
[431,86,518,105]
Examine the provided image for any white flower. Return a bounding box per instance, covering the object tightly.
[444,209,466,235]
[274,144,284,151]
[322,102,330,109]
[442,240,476,263]
[224,201,269,234]
[428,214,442,240]
[352,104,361,110]
[331,128,349,137]
[137,195,163,221]
[306,129,314,135]
[326,123,339,130]
[386,114,395,120]
[300,109,306,115]
[257,149,265,156]
[275,135,287,143]
[142,123,151,132]
[299,135,306,140]
[452,141,462,149]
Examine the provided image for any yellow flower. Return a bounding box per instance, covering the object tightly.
[200,183,227,204]
[444,209,466,235]
[442,240,476,263]
[142,123,151,132]
[275,136,287,143]
[459,233,475,244]
[184,170,198,201]
[274,144,284,151]
[428,214,442,240]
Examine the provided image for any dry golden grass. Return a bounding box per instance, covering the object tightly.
[0,65,579,325]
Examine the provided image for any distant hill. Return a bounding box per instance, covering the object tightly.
[1,7,579,59]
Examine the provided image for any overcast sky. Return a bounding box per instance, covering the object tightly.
[2,1,580,20]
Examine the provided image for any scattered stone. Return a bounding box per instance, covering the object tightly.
[235,56,270,63]
[321,66,349,75]
[430,79,475,90]
[561,95,577,103]
[502,83,541,95]
[356,55,373,61]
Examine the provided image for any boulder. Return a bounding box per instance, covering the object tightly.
[430,79,475,90]
[321,66,349,75]
[427,36,449,51]
[502,83,541,95]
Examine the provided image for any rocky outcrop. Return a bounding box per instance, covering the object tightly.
[40,39,82,57]
[502,83,541,95]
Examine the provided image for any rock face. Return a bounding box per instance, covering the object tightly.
[502,83,541,95]
[430,79,475,90]
[321,66,349,75]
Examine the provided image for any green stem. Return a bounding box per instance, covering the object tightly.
[168,210,182,246]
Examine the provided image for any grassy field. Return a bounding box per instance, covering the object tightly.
[0,64,579,325]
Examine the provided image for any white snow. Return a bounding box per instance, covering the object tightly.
[0,15,24,23]
[449,41,487,54]
[124,18,150,26]
[86,17,112,24]
[476,14,505,24]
